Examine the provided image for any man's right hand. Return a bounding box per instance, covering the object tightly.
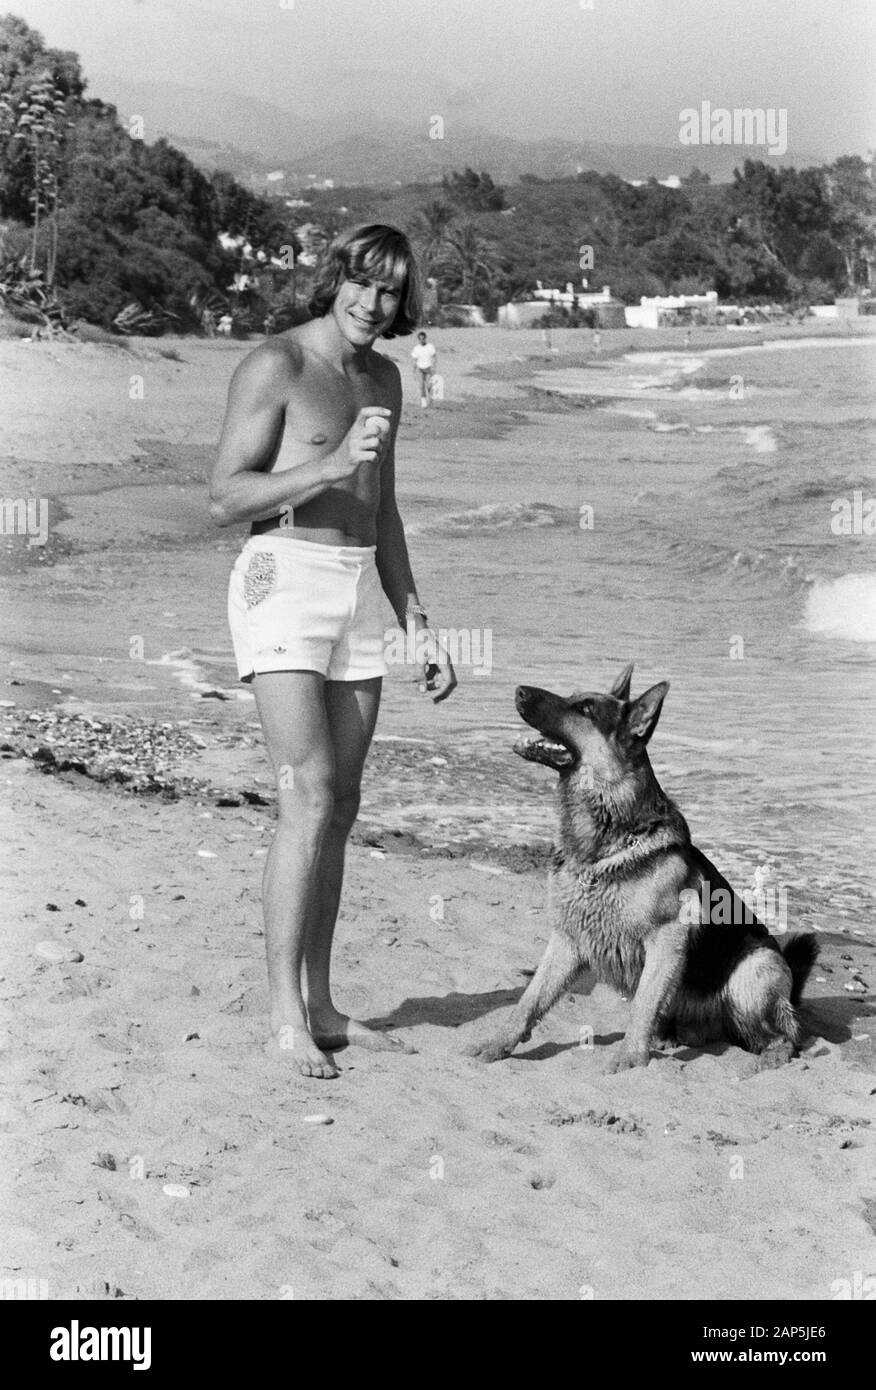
[333,407,391,480]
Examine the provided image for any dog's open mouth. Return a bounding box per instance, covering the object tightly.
[513,734,574,769]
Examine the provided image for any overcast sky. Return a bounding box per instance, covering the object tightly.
[10,0,876,157]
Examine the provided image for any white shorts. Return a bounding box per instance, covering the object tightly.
[227,535,389,683]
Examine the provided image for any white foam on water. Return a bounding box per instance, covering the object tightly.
[653,336,876,364]
[372,734,435,746]
[536,336,875,405]
[151,648,246,700]
[739,425,777,454]
[152,648,205,691]
[622,352,707,373]
[406,500,562,537]
[803,574,876,643]
[533,361,693,399]
[605,405,658,420]
[676,385,727,400]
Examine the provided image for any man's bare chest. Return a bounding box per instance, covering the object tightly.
[271,358,393,472]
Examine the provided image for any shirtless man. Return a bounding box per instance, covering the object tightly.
[210,224,456,1078]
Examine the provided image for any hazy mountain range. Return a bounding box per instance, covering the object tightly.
[91,76,820,191]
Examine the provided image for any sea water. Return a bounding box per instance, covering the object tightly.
[383,338,876,930]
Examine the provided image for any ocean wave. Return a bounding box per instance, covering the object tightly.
[150,648,251,700]
[606,405,658,421]
[663,536,813,587]
[623,351,707,374]
[406,501,567,537]
[778,477,875,504]
[803,574,876,643]
[631,336,876,366]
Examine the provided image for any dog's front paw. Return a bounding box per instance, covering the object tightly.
[754,1039,796,1070]
[464,1034,518,1063]
[607,1045,650,1073]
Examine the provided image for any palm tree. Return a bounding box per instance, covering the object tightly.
[409,198,456,278]
[440,220,498,305]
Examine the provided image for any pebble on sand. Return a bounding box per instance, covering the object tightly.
[302,1114,333,1125]
[35,940,83,963]
[162,1183,190,1198]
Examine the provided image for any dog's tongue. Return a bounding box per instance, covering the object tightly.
[513,735,573,768]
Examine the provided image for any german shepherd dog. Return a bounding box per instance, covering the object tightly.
[468,665,817,1071]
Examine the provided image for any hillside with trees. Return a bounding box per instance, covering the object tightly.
[317,160,876,319]
[1,13,873,336]
[0,14,302,334]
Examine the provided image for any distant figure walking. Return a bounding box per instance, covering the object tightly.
[218,313,233,338]
[411,330,437,407]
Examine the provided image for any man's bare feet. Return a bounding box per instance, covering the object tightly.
[267,1022,339,1079]
[309,1008,416,1054]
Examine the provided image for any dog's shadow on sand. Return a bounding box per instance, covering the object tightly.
[646,998,875,1065]
[369,985,524,1033]
[368,986,589,1060]
[504,1039,589,1062]
[800,994,876,1045]
[367,984,874,1062]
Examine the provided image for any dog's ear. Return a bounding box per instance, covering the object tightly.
[610,662,634,702]
[625,681,669,743]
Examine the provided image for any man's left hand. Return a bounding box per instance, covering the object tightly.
[415,637,457,703]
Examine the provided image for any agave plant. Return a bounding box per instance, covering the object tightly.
[0,248,67,331]
[112,300,182,337]
[1,70,71,284]
[188,284,230,335]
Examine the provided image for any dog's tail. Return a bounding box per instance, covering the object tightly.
[779,933,819,1006]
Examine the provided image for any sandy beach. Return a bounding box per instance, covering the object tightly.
[2,322,875,1300]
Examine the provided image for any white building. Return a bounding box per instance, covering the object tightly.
[624,290,718,329]
[810,298,861,320]
[530,281,614,308]
[499,283,624,328]
[625,175,682,189]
